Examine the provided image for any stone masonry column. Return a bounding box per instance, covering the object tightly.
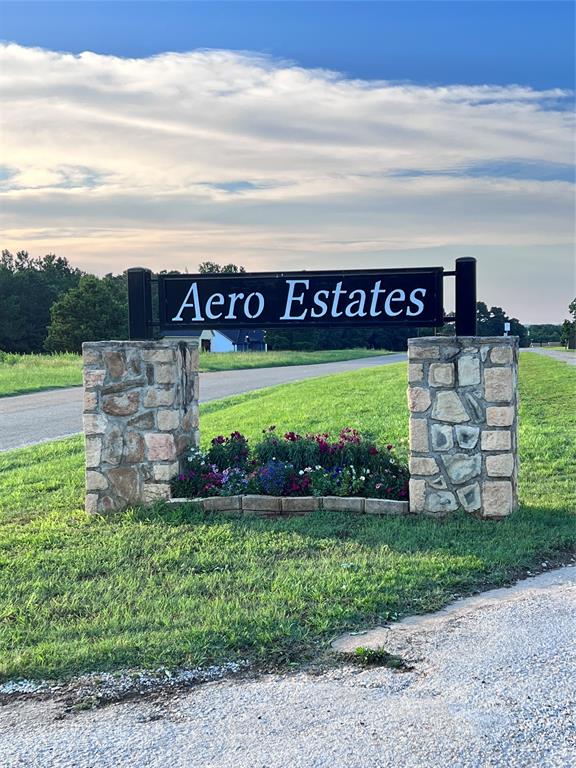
[82,339,199,513]
[407,336,519,518]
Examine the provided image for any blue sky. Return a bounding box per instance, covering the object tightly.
[2,1,574,89]
[0,2,574,322]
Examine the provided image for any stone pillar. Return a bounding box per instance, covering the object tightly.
[82,339,199,513]
[407,336,518,518]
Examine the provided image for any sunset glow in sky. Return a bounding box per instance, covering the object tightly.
[1,1,574,323]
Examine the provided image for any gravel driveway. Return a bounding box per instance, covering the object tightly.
[1,566,574,768]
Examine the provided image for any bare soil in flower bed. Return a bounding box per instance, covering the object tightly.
[169,494,410,516]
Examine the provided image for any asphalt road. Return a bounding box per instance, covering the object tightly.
[0,354,405,452]
[1,566,574,768]
[527,347,575,366]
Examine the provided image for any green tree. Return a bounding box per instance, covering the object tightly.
[0,261,25,351]
[265,326,412,352]
[476,302,529,347]
[560,298,576,349]
[45,274,128,353]
[527,324,563,344]
[0,250,83,352]
[198,262,246,274]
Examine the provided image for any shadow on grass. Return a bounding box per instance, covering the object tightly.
[124,500,576,576]
[2,500,574,682]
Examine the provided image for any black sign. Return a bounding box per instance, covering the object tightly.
[127,259,477,339]
[157,268,444,332]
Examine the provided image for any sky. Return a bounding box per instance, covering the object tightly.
[0,1,574,323]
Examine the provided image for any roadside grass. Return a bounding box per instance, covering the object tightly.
[199,348,390,372]
[0,353,574,682]
[0,349,389,397]
[0,353,82,397]
[200,360,409,450]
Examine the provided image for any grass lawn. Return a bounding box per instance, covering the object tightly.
[0,349,389,397]
[199,348,391,372]
[0,353,574,682]
[0,353,82,397]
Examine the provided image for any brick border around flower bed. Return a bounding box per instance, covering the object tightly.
[168,495,410,516]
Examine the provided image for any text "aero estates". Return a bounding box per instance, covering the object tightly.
[171,278,431,323]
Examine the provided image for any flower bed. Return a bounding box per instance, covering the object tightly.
[170,427,409,507]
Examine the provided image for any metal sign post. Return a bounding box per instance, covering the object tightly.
[127,267,153,340]
[454,257,477,335]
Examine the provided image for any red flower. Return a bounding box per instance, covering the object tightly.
[369,446,378,455]
[386,444,393,451]
[339,427,361,444]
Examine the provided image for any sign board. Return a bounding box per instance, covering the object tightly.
[157,268,444,332]
[127,258,477,339]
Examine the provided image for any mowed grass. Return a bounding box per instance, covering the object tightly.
[0,349,389,397]
[0,353,574,681]
[0,353,82,397]
[199,348,390,372]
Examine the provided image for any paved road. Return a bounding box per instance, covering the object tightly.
[1,566,574,768]
[527,347,575,366]
[0,355,405,452]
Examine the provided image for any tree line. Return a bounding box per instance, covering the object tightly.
[1,250,571,354]
[0,250,127,354]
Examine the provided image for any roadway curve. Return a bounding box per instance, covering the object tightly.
[0,354,406,452]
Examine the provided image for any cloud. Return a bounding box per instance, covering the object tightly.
[0,43,574,322]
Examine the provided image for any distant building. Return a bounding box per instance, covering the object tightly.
[195,329,267,353]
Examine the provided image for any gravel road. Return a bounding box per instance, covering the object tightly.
[1,566,574,768]
[0,354,404,451]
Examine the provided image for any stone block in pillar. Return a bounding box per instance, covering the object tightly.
[82,339,199,513]
[407,336,518,518]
